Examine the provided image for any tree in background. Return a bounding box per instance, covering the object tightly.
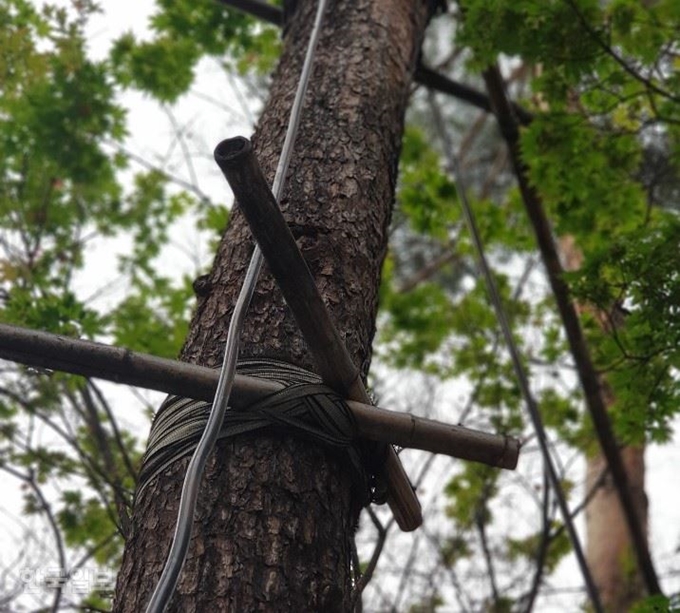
[0,0,679,611]
[454,3,679,609]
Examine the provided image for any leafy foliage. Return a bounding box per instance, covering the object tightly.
[0,2,203,608]
[110,0,281,102]
[370,0,680,608]
[456,0,680,447]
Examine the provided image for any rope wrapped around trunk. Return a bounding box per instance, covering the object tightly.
[137,358,386,506]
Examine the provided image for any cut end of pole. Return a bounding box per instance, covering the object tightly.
[214,136,252,167]
[500,436,521,470]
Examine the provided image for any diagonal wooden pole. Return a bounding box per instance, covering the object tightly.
[213,136,426,529]
[0,322,519,468]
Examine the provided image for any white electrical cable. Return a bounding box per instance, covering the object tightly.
[145,2,329,611]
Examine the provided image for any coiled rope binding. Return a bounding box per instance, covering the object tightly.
[138,359,384,507]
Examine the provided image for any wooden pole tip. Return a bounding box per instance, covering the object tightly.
[214,136,252,165]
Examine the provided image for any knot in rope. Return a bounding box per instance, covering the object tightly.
[138,358,383,505]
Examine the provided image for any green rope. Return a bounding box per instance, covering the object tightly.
[138,359,378,505]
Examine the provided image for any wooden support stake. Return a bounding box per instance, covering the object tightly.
[0,323,519,469]
[213,136,424,530]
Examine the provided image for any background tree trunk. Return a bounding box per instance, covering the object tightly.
[560,236,648,611]
[586,447,647,611]
[113,1,430,611]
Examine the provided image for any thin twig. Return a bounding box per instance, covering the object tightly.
[522,467,551,612]
[88,380,138,483]
[162,106,200,191]
[78,385,132,536]
[475,482,500,606]
[564,0,680,105]
[102,141,212,204]
[351,507,388,608]
[1,466,66,613]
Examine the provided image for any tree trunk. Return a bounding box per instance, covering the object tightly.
[585,446,647,611]
[560,236,648,612]
[113,1,430,611]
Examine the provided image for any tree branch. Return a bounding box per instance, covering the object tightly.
[216,0,535,124]
[482,62,661,597]
[521,467,551,612]
[1,466,66,613]
[475,483,500,607]
[563,0,680,105]
[216,0,281,25]
[88,380,138,483]
[352,507,388,608]
[79,385,132,537]
[415,64,534,126]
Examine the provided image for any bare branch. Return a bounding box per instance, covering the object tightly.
[216,0,281,25]
[87,381,138,483]
[352,507,388,608]
[162,106,200,191]
[415,64,534,126]
[0,466,66,613]
[475,483,500,606]
[102,141,212,204]
[78,385,132,537]
[482,62,661,597]
[521,468,551,612]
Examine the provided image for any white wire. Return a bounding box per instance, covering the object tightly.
[145,2,329,611]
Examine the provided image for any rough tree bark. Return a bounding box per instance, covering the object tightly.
[113,1,430,611]
[561,236,648,611]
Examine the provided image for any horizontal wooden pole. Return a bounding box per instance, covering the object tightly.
[0,323,519,469]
